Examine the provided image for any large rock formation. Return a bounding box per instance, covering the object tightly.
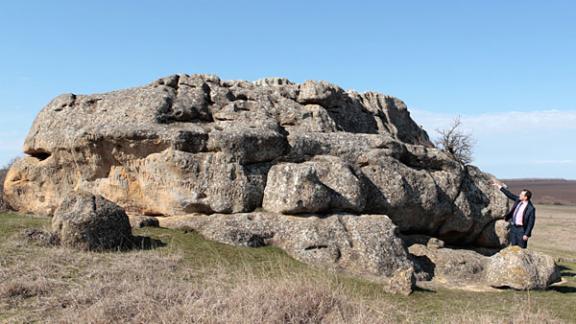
[3,73,518,293]
[3,74,509,246]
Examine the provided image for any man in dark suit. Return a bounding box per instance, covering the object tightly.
[491,180,536,248]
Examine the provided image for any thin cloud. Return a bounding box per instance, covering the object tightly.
[411,109,576,136]
[530,159,575,165]
[410,108,576,179]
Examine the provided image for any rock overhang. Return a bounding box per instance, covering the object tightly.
[5,73,510,248]
[3,73,525,294]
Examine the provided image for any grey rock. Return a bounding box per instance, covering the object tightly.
[3,73,523,285]
[262,156,366,214]
[296,80,343,107]
[409,244,488,284]
[207,122,288,164]
[485,246,561,290]
[159,212,415,295]
[262,162,332,214]
[52,191,133,251]
[409,244,561,291]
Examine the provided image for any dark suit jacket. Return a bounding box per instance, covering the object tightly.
[500,187,536,237]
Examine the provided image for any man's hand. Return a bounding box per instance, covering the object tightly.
[490,179,504,189]
[522,235,528,241]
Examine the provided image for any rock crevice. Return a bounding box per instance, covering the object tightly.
[4,74,526,294]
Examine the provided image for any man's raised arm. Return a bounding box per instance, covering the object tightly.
[491,180,519,201]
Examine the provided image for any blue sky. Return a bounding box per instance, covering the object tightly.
[1,1,575,179]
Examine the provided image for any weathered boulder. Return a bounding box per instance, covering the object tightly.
[408,242,561,291]
[262,156,366,214]
[52,191,133,251]
[159,212,414,295]
[485,246,561,290]
[409,243,488,286]
[3,74,510,248]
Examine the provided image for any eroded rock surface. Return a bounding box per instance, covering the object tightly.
[4,74,524,293]
[408,241,561,291]
[485,246,561,290]
[52,191,133,251]
[4,74,509,248]
[159,212,414,295]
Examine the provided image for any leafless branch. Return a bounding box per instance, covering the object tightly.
[434,116,475,165]
[0,158,16,211]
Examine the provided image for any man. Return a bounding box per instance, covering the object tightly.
[491,180,536,248]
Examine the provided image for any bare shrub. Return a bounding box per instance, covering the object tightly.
[435,116,475,165]
[0,158,16,211]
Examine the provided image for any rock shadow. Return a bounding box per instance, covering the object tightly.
[19,228,166,252]
[123,235,166,251]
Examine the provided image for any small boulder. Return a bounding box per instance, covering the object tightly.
[20,228,60,247]
[485,246,561,290]
[409,243,487,284]
[52,191,133,251]
[409,244,562,291]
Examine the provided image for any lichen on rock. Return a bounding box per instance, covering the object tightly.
[3,74,527,294]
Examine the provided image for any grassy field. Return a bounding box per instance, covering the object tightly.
[0,207,575,323]
[529,204,576,260]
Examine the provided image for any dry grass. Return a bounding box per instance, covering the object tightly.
[0,239,389,323]
[0,212,574,323]
[529,204,576,259]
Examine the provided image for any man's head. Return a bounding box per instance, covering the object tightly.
[519,189,532,202]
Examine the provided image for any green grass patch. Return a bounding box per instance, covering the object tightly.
[0,211,50,236]
[134,217,576,322]
[2,212,576,323]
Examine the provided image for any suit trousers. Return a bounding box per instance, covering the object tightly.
[509,224,527,248]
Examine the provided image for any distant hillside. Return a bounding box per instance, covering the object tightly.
[501,179,576,206]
